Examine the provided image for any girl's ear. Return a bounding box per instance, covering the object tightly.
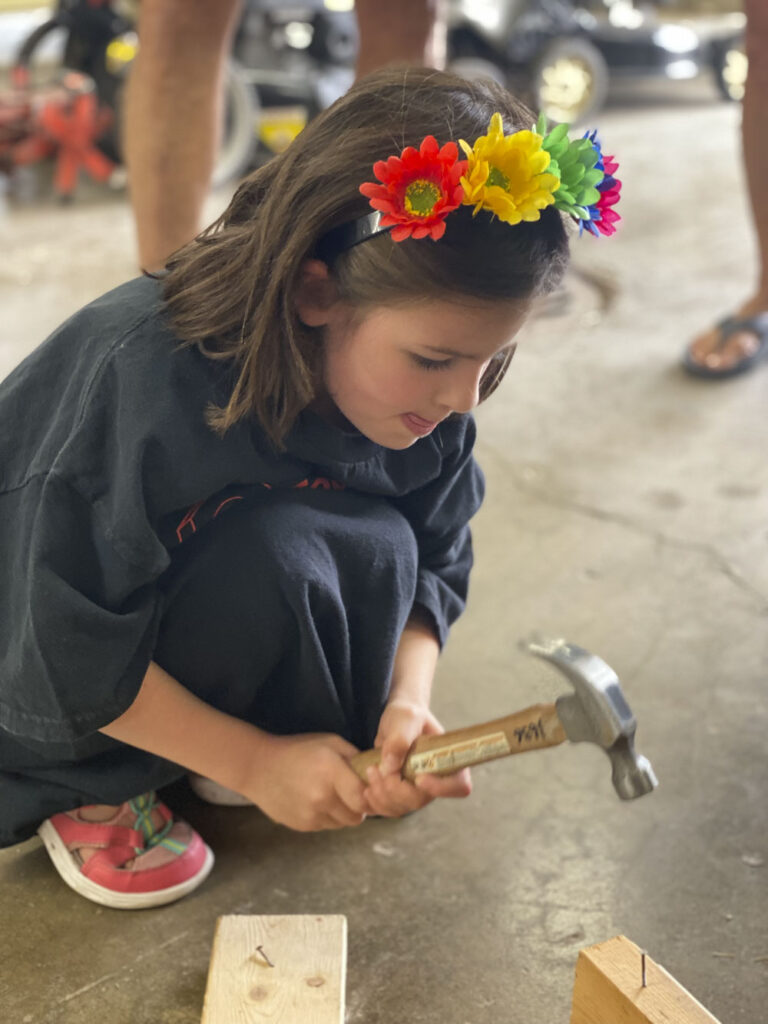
[295,259,341,327]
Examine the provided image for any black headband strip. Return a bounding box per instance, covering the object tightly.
[315,211,392,264]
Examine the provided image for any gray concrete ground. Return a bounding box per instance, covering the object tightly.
[1,81,767,1024]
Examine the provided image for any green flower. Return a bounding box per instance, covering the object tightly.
[536,114,605,220]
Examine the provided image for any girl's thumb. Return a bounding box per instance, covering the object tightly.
[380,736,413,776]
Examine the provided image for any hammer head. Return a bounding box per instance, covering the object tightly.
[524,636,658,800]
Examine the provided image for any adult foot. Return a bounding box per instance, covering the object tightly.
[38,792,214,909]
[683,299,768,378]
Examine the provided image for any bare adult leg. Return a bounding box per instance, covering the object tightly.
[355,0,446,79]
[125,0,444,269]
[123,0,243,271]
[685,0,768,374]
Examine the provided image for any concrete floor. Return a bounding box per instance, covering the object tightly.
[1,83,767,1024]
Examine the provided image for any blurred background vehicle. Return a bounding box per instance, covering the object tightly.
[447,0,747,124]
[0,0,359,197]
[0,0,748,201]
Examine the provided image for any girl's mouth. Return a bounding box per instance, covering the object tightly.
[401,412,439,436]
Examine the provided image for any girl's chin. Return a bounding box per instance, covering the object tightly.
[344,416,418,450]
[314,403,423,450]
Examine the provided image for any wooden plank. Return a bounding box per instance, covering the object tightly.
[0,1,50,12]
[570,934,721,1024]
[201,915,347,1024]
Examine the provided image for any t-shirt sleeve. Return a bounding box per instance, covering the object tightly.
[0,287,177,744]
[0,470,165,743]
[394,416,485,647]
[0,279,260,745]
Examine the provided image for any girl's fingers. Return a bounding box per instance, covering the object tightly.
[364,777,420,817]
[362,790,398,817]
[324,777,369,827]
[328,734,362,760]
[336,767,370,817]
[322,804,366,829]
[332,810,367,828]
[306,813,345,831]
[365,765,431,817]
[419,712,444,736]
[364,790,417,818]
[378,740,410,777]
[414,768,472,800]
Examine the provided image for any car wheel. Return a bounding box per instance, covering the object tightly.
[711,36,747,103]
[212,59,259,187]
[530,35,609,125]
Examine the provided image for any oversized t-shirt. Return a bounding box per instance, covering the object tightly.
[0,276,484,746]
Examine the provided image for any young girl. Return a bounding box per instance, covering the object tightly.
[0,68,620,909]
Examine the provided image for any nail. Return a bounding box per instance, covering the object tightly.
[256,945,274,968]
[641,950,647,988]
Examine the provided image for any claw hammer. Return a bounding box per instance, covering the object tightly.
[350,636,658,800]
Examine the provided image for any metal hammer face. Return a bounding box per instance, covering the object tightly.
[525,636,658,800]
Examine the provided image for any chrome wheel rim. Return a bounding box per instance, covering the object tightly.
[539,57,595,123]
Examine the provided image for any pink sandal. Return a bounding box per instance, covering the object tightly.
[37,792,214,909]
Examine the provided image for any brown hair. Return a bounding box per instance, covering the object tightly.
[162,66,570,446]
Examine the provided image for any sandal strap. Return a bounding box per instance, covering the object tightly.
[53,814,144,852]
[49,793,187,862]
[129,792,174,849]
[714,314,768,351]
[80,844,140,876]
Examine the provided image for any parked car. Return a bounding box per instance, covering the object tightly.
[446,0,747,124]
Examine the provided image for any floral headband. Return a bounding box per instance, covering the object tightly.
[319,113,621,258]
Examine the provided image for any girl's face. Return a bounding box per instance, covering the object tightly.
[316,298,530,449]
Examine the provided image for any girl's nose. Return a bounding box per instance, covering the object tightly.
[437,366,484,415]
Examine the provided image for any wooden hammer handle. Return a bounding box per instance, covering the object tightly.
[349,702,566,783]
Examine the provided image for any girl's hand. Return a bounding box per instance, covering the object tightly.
[363,699,472,817]
[246,733,368,832]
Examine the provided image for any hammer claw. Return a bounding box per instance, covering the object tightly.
[522,635,658,800]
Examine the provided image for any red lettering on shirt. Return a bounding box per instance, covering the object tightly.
[173,476,346,546]
[175,499,204,543]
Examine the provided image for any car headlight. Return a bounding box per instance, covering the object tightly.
[652,25,700,56]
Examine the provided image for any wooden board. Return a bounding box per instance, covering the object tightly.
[570,934,721,1024]
[0,1,50,11]
[201,915,347,1024]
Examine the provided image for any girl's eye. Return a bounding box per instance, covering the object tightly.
[410,353,453,372]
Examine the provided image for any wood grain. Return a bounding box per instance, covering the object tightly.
[201,915,347,1023]
[570,934,721,1024]
[350,702,566,782]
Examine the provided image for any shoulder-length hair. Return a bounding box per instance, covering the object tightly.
[162,67,570,446]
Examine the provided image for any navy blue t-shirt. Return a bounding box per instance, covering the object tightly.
[0,277,485,747]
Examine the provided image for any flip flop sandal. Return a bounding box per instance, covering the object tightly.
[683,312,768,379]
[37,792,214,909]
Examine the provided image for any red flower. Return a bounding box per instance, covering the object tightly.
[360,135,467,241]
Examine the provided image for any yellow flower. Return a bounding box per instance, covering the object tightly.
[459,113,560,224]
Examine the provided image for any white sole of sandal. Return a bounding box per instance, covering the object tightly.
[37,819,215,910]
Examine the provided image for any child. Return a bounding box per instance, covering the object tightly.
[0,68,620,909]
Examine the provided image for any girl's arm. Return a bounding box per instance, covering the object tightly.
[99,661,368,831]
[362,609,472,816]
[390,607,440,698]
